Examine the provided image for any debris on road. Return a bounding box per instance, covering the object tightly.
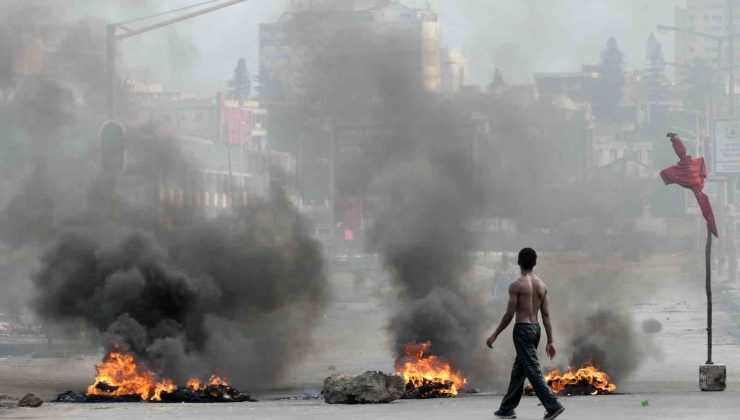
[323,371,404,404]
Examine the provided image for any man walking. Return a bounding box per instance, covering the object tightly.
[486,248,565,420]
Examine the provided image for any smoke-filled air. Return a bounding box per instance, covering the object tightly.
[0,0,738,418]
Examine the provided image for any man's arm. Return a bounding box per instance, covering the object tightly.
[541,289,557,359]
[486,283,518,348]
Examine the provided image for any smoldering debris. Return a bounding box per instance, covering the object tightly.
[542,261,661,388]
[568,310,643,384]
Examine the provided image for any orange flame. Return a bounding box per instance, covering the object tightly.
[86,352,169,401]
[395,341,467,396]
[544,363,617,395]
[86,351,230,401]
[186,374,230,391]
[153,378,177,401]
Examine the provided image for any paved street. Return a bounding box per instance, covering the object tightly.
[1,392,738,420]
[1,259,739,418]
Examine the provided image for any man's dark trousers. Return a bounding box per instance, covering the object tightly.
[499,323,562,412]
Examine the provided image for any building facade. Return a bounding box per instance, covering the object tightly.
[259,0,441,100]
[674,0,740,90]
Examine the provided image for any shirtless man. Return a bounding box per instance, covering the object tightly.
[486,248,565,420]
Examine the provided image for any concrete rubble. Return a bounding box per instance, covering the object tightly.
[17,393,43,408]
[323,371,404,404]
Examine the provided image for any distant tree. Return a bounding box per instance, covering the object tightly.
[644,32,668,102]
[682,58,715,111]
[487,68,505,93]
[228,58,251,103]
[594,37,625,122]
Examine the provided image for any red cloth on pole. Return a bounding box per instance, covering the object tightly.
[660,133,718,237]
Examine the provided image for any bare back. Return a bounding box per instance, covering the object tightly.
[511,274,547,324]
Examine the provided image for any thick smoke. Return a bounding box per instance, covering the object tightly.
[286,4,659,388]
[284,10,491,383]
[31,125,327,388]
[0,0,328,388]
[569,310,642,383]
[0,1,110,317]
[1,79,75,244]
[369,149,486,377]
[33,191,326,387]
[541,259,660,385]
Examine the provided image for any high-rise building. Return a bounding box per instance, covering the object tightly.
[259,0,441,100]
[441,48,467,92]
[674,0,740,90]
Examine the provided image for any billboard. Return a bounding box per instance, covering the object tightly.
[713,119,740,174]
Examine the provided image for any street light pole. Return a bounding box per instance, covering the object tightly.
[105,0,248,120]
[729,0,735,118]
[657,23,740,117]
[106,24,117,119]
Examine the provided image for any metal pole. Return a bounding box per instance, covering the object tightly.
[115,0,247,41]
[106,0,249,118]
[330,125,337,246]
[297,128,304,209]
[227,142,234,210]
[706,226,713,364]
[106,24,117,119]
[718,38,724,118]
[730,0,735,117]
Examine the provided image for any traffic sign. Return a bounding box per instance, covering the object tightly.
[713,119,740,174]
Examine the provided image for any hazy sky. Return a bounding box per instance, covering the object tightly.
[429,0,685,85]
[68,0,687,93]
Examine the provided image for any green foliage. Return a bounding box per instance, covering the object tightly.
[682,58,715,111]
[487,68,505,93]
[228,58,251,102]
[644,33,668,102]
[594,37,625,122]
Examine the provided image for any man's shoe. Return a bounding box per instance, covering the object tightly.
[543,406,565,420]
[494,408,516,419]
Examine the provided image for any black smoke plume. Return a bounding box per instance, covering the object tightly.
[30,123,327,388]
[33,191,326,387]
[568,310,642,384]
[0,0,328,389]
[284,10,491,384]
[284,5,659,388]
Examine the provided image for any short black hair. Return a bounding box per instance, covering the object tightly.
[518,248,537,271]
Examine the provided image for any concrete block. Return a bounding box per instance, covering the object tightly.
[699,364,726,391]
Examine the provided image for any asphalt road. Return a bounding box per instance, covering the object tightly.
[1,258,739,418]
[1,392,738,420]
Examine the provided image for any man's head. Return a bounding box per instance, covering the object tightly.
[518,248,537,272]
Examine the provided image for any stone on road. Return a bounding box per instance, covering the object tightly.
[16,393,42,408]
[323,371,404,404]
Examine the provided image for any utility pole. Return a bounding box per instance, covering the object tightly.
[728,0,738,285]
[106,24,117,119]
[730,0,735,118]
[105,0,249,120]
[656,24,740,117]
